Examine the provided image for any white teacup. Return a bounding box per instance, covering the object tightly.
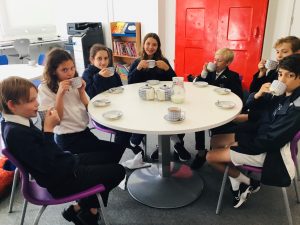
[207,62,216,72]
[269,80,286,96]
[107,67,115,76]
[265,59,278,70]
[147,60,156,68]
[172,77,184,83]
[28,60,36,66]
[38,105,51,124]
[70,77,82,89]
[167,107,183,121]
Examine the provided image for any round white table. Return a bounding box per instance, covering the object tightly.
[0,64,44,81]
[88,82,243,208]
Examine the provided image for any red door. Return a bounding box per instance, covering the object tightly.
[175,0,269,89]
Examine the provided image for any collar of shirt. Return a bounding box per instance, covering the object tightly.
[2,113,30,127]
[215,69,226,79]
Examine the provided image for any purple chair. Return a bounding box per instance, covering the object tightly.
[2,148,109,225]
[216,131,300,225]
[91,119,116,142]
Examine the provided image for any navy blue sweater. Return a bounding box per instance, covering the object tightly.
[82,65,123,98]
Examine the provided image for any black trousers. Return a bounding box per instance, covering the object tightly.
[48,151,126,208]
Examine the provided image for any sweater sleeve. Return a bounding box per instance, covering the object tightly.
[82,69,96,98]
[128,59,143,84]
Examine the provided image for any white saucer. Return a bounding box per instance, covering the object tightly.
[103,110,123,120]
[108,87,124,94]
[93,99,111,107]
[194,81,208,87]
[163,114,185,123]
[214,87,231,95]
[215,100,235,109]
[146,80,160,86]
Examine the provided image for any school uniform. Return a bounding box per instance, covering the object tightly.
[1,114,125,207]
[38,83,126,156]
[249,68,278,93]
[231,87,300,187]
[82,64,122,98]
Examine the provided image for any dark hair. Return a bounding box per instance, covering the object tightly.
[278,54,300,78]
[274,36,300,53]
[43,48,78,93]
[0,76,37,114]
[89,44,113,66]
[140,33,164,60]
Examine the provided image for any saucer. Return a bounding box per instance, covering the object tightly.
[163,114,185,123]
[214,87,231,95]
[93,99,111,107]
[103,110,123,120]
[194,81,208,87]
[146,80,160,86]
[108,87,124,94]
[215,100,235,109]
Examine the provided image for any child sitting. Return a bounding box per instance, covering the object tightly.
[0,76,125,224]
[206,54,300,208]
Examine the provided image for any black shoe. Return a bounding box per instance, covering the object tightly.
[190,150,207,170]
[250,178,261,193]
[174,143,191,162]
[77,209,100,225]
[234,183,252,208]
[128,144,144,157]
[230,186,241,208]
[150,146,159,161]
[62,205,83,225]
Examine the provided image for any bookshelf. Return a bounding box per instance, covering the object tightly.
[110,22,141,81]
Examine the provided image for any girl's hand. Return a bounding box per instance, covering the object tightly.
[137,60,148,70]
[156,60,169,71]
[57,80,71,97]
[99,68,113,77]
[78,79,86,92]
[43,109,60,132]
[254,82,271,99]
[258,59,267,78]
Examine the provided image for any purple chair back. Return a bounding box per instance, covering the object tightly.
[91,119,116,135]
[2,148,106,205]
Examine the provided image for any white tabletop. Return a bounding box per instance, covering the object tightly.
[88,82,243,135]
[0,64,44,81]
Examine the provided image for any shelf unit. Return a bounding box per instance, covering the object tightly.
[110,22,141,66]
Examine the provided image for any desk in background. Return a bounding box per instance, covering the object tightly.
[0,64,44,81]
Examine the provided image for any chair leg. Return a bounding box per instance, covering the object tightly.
[109,133,112,142]
[295,160,300,181]
[19,199,28,225]
[96,193,110,225]
[8,168,19,213]
[293,178,300,203]
[33,205,47,225]
[282,187,293,225]
[142,136,147,161]
[216,165,229,215]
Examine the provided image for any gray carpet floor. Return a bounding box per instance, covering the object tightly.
[0,129,300,225]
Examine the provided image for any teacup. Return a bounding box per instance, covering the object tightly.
[207,62,216,72]
[38,105,51,124]
[147,60,156,68]
[167,107,183,121]
[265,59,278,70]
[269,80,286,96]
[70,77,82,89]
[172,77,184,83]
[107,67,115,76]
[28,60,36,66]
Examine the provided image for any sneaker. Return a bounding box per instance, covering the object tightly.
[234,183,252,208]
[174,143,191,162]
[150,145,159,161]
[77,209,100,225]
[62,205,83,225]
[230,187,241,208]
[190,150,207,170]
[250,178,261,193]
[128,144,144,157]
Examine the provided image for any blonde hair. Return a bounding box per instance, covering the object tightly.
[215,48,234,63]
[0,76,36,114]
[274,36,300,52]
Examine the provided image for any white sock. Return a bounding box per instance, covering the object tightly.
[229,177,240,191]
[235,173,250,185]
[170,135,180,144]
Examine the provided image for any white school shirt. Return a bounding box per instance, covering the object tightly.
[38,83,89,135]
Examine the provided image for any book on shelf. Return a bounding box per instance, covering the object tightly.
[111,22,128,34]
[112,40,138,57]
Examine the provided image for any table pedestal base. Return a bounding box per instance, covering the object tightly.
[127,162,204,209]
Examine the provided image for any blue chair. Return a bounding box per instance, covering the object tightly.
[0,55,8,65]
[2,148,109,225]
[37,54,45,65]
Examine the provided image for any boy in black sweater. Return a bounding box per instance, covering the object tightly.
[0,76,125,225]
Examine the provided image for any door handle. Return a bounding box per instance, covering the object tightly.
[253,26,259,38]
